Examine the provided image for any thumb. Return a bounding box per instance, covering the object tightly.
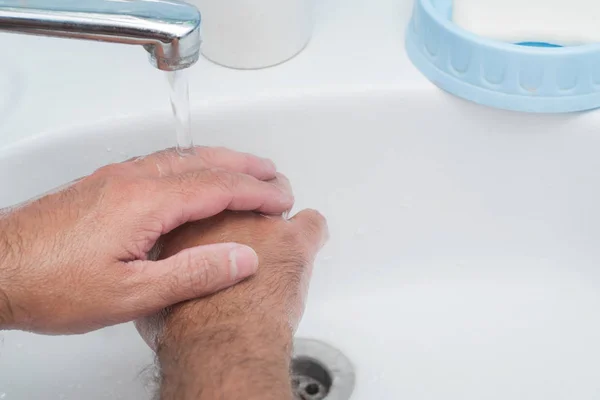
[130,243,258,313]
[291,209,329,253]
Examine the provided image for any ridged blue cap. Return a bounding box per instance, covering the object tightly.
[406,0,600,113]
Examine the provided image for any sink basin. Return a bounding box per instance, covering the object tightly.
[0,63,23,132]
[2,90,600,399]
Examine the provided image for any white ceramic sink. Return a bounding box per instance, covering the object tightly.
[2,89,600,399]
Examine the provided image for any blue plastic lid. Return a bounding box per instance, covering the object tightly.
[406,0,600,113]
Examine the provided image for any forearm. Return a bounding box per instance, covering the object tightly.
[158,316,294,400]
[0,214,17,328]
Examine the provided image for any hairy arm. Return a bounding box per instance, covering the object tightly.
[0,214,18,328]
[157,308,294,400]
[137,210,328,400]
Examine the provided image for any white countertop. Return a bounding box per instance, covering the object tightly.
[0,0,432,149]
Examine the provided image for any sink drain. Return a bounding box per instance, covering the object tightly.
[292,357,331,400]
[292,339,355,400]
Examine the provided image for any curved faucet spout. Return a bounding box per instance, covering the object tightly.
[0,0,202,71]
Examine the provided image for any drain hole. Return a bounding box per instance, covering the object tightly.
[292,357,331,400]
[306,383,320,395]
[292,338,355,400]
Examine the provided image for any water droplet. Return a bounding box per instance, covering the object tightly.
[16,343,23,349]
[106,147,112,153]
[1,392,7,398]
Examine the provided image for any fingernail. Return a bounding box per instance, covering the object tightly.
[262,158,277,171]
[229,245,259,281]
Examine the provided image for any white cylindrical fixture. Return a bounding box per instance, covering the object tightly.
[188,0,313,69]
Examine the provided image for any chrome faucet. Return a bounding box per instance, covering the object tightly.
[0,0,201,71]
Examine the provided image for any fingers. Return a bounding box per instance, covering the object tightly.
[124,147,277,181]
[291,209,329,253]
[154,169,294,234]
[127,243,258,313]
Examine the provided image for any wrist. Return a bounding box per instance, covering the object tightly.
[157,310,294,400]
[163,298,294,341]
[160,314,293,356]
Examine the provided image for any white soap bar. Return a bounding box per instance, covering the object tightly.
[453,0,600,45]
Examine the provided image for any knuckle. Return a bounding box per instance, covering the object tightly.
[158,174,196,204]
[103,175,136,193]
[93,163,129,178]
[206,168,236,192]
[167,168,239,199]
[275,172,291,185]
[185,253,222,297]
[198,146,227,165]
[209,146,230,157]
[272,173,294,197]
[151,149,178,174]
[304,210,327,235]
[240,153,257,173]
[95,174,149,205]
[297,210,328,246]
[123,155,142,163]
[154,147,178,157]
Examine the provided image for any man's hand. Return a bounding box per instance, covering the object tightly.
[136,210,328,400]
[0,147,294,334]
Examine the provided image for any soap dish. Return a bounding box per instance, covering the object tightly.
[406,0,600,113]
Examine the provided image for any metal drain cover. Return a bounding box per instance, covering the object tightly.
[292,339,355,400]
